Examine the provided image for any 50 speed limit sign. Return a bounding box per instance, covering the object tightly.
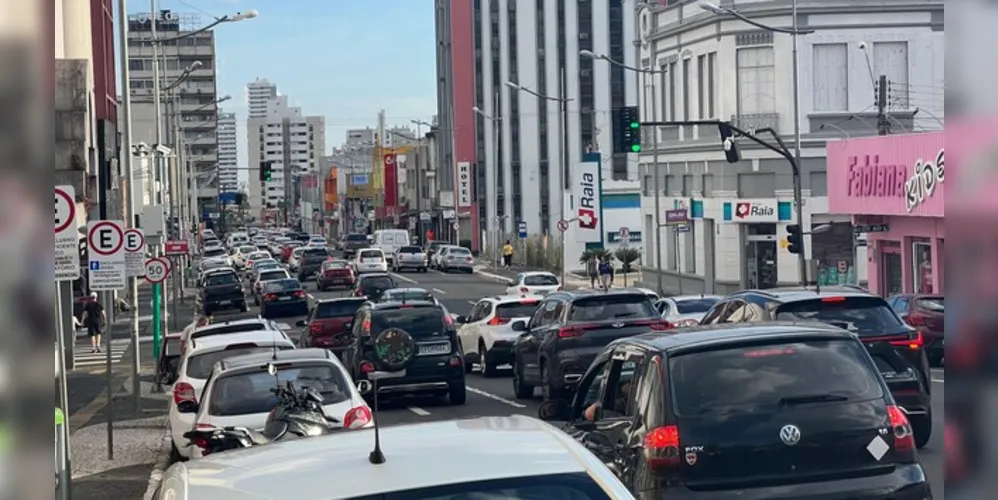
[143,257,170,284]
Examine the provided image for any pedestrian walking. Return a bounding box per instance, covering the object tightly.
[586,255,599,289]
[79,292,106,353]
[502,240,514,269]
[598,257,613,291]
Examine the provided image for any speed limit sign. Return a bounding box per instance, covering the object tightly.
[143,257,170,284]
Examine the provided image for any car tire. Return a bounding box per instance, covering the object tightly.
[912,413,932,449]
[540,362,563,402]
[463,355,475,374]
[512,356,534,399]
[239,302,248,313]
[448,382,467,405]
[479,340,499,378]
[170,442,186,463]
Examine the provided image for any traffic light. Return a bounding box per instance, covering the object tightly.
[786,224,803,254]
[259,161,273,182]
[717,122,742,163]
[612,106,641,153]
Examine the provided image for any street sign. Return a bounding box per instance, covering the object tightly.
[143,257,170,284]
[665,209,688,225]
[55,186,80,280]
[124,228,146,277]
[853,224,890,233]
[452,221,460,230]
[618,227,631,242]
[164,240,189,255]
[677,224,691,233]
[518,221,527,238]
[557,219,570,232]
[87,220,126,290]
[420,212,432,222]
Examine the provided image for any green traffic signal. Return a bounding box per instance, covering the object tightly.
[630,144,641,152]
[629,121,639,129]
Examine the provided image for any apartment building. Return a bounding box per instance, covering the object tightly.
[246,77,278,119]
[216,111,238,193]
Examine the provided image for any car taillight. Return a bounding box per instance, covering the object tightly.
[309,323,322,333]
[264,293,277,301]
[488,317,511,326]
[644,425,681,473]
[343,406,373,429]
[173,382,195,406]
[443,314,455,327]
[448,355,462,367]
[889,330,923,350]
[887,405,916,459]
[359,361,375,374]
[558,326,584,338]
[293,290,306,298]
[905,313,926,327]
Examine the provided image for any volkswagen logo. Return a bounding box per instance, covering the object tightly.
[611,322,625,328]
[779,424,801,446]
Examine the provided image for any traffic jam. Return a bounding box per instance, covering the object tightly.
[150,225,941,499]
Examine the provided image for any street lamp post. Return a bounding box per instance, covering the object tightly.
[472,98,501,265]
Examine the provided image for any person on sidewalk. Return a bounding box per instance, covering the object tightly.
[598,257,613,291]
[586,256,599,289]
[80,292,106,353]
[502,240,514,269]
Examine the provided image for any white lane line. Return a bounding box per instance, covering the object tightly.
[408,406,431,416]
[467,386,527,409]
[391,273,419,284]
[307,294,315,300]
[432,288,448,295]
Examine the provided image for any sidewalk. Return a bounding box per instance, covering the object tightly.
[473,264,645,291]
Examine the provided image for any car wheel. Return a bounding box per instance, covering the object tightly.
[463,354,475,374]
[540,362,563,402]
[512,356,534,399]
[170,442,186,462]
[912,412,932,449]
[448,382,467,405]
[479,340,499,378]
[239,302,249,313]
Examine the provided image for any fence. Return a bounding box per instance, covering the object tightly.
[480,232,564,273]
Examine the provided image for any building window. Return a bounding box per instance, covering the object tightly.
[667,62,676,120]
[708,52,717,118]
[682,58,690,120]
[873,41,909,109]
[736,47,776,114]
[812,43,848,111]
[697,55,706,119]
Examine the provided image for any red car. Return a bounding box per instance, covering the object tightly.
[888,294,944,366]
[316,259,355,291]
[297,298,366,352]
[280,241,303,262]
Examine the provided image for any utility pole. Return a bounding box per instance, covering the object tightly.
[876,75,890,136]
[281,117,292,226]
[650,69,664,295]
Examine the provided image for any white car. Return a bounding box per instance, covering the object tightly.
[655,294,723,327]
[430,245,458,269]
[202,247,229,263]
[307,237,326,247]
[252,268,291,305]
[287,247,307,273]
[232,245,258,269]
[457,295,542,377]
[243,251,273,275]
[504,271,562,297]
[179,317,288,357]
[154,415,635,499]
[186,348,374,460]
[352,248,388,274]
[168,331,295,460]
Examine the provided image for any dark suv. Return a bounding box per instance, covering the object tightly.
[342,233,369,258]
[699,287,933,447]
[539,323,930,499]
[510,289,672,402]
[296,247,330,281]
[342,301,466,405]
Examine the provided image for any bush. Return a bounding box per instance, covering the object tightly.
[579,247,613,264]
[614,247,641,273]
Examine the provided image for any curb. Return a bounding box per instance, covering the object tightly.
[142,420,173,500]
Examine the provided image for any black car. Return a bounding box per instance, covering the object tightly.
[199,269,247,315]
[259,278,309,318]
[351,273,398,301]
[699,287,933,448]
[342,301,466,405]
[296,247,331,282]
[510,289,672,401]
[424,240,447,263]
[342,233,369,258]
[538,323,930,499]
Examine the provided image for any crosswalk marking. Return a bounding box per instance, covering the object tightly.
[72,342,130,368]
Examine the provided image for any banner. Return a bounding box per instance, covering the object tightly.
[457,161,472,208]
[572,160,602,244]
[384,153,398,207]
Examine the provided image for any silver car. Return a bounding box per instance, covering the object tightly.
[655,294,723,327]
[392,245,428,272]
[438,246,475,273]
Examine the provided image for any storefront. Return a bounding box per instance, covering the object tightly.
[828,132,944,297]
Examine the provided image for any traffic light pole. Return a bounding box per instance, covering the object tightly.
[640,119,807,286]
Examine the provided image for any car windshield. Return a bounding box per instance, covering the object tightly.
[669,339,883,415]
[208,363,351,416]
[185,346,281,379]
[674,298,720,314]
[248,252,269,260]
[314,300,365,318]
[265,279,301,292]
[449,248,471,256]
[201,260,226,271]
[399,246,422,254]
[204,249,226,258]
[238,246,256,254]
[373,307,446,338]
[204,273,238,286]
[369,473,612,500]
[568,294,658,322]
[360,276,394,290]
[259,270,288,282]
[360,249,383,259]
[524,274,559,286]
[774,297,909,335]
[385,290,434,302]
[347,234,368,242]
[915,296,944,311]
[497,300,541,319]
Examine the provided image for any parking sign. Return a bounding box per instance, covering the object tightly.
[87,220,126,290]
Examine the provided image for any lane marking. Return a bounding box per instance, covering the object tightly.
[307,294,315,300]
[467,386,527,409]
[467,300,477,306]
[391,273,419,284]
[432,288,448,295]
[408,406,430,416]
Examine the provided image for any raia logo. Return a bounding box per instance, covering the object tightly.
[577,172,598,229]
[735,202,774,219]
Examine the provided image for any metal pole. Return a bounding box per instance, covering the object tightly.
[559,66,568,286]
[675,227,684,295]
[104,290,115,459]
[650,70,663,294]
[118,0,142,414]
[55,285,72,497]
[171,256,179,330]
[791,0,807,285]
[150,0,164,206]
[415,122,423,240]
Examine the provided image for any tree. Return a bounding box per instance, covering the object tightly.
[579,247,613,265]
[614,247,641,273]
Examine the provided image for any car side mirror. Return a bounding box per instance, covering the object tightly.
[537,399,571,421]
[455,315,467,324]
[295,320,307,327]
[177,400,199,414]
[507,281,516,287]
[510,320,528,332]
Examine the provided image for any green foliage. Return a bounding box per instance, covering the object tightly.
[579,247,613,264]
[614,247,642,273]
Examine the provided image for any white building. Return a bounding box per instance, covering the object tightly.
[345,128,375,147]
[246,77,278,119]
[217,111,238,193]
[635,0,944,294]
[472,0,642,239]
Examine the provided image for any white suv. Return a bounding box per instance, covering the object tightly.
[179,317,287,358]
[456,296,543,377]
[168,331,295,460]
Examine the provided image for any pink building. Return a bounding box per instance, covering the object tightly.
[828,132,944,297]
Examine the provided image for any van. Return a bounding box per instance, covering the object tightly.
[372,229,410,265]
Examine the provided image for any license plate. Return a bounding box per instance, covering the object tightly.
[218,300,231,305]
[279,296,291,301]
[418,343,450,356]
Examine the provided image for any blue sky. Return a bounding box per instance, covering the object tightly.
[124,0,437,177]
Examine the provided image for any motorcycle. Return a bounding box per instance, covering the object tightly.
[183,378,340,456]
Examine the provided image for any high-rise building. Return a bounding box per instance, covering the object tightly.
[345,128,375,147]
[246,77,278,118]
[217,111,238,193]
[246,92,326,214]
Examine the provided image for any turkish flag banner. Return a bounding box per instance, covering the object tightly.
[384,154,398,207]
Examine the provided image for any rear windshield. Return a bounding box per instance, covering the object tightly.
[385,290,434,302]
[774,297,908,335]
[255,263,280,272]
[238,246,256,254]
[399,246,422,253]
[497,301,541,319]
[568,294,658,322]
[323,260,348,269]
[524,274,559,286]
[360,276,395,290]
[204,248,226,258]
[315,300,365,319]
[674,298,720,314]
[204,273,238,286]
[428,242,444,250]
[248,252,269,260]
[915,296,944,311]
[669,339,884,416]
[360,249,383,259]
[201,260,226,271]
[303,248,329,259]
[185,346,283,379]
[208,363,351,416]
[347,234,368,242]
[285,242,303,248]
[373,307,446,337]
[449,248,471,256]
[190,322,270,341]
[259,270,288,282]
[265,279,301,292]
[372,473,612,500]
[293,248,306,256]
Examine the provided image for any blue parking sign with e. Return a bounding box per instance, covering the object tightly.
[518,221,527,238]
[89,261,100,271]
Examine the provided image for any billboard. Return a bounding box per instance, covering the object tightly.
[456,162,472,208]
[384,153,398,207]
[571,159,603,244]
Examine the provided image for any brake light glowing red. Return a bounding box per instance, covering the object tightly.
[644,425,681,472]
[173,382,195,406]
[293,290,306,298]
[888,330,923,350]
[558,326,584,338]
[887,405,916,455]
[195,423,215,430]
[309,323,322,333]
[443,314,454,327]
[520,299,539,305]
[905,313,926,327]
[343,406,372,429]
[488,317,511,326]
[821,296,847,302]
[448,355,462,367]
[264,293,277,301]
[359,361,375,374]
